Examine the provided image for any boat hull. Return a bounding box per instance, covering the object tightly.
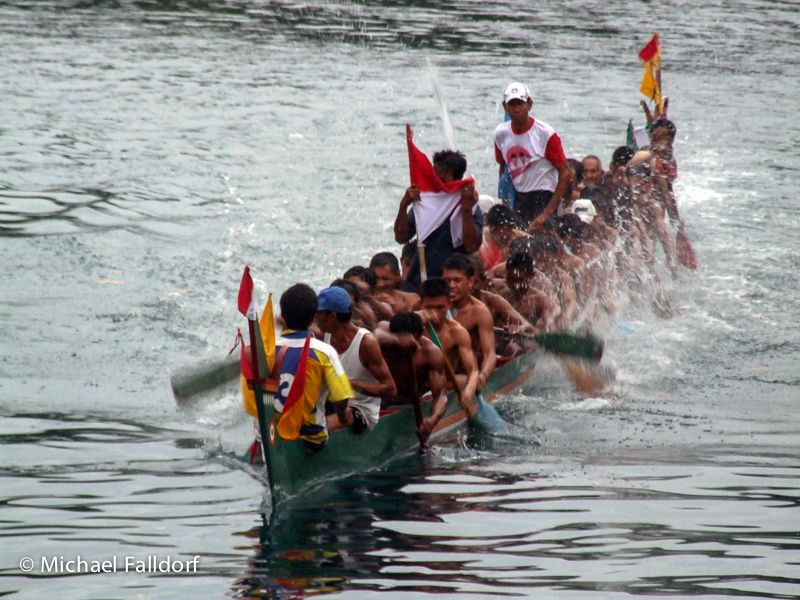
[257,349,537,504]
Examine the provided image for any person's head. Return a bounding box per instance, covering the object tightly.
[649,117,677,158]
[505,251,535,293]
[401,241,417,281]
[625,153,653,198]
[557,213,587,242]
[569,198,598,225]
[583,184,613,225]
[315,286,353,333]
[419,277,451,321]
[610,145,635,172]
[567,158,585,187]
[525,232,560,263]
[581,155,603,186]
[470,256,487,293]
[369,252,402,292]
[432,150,467,182]
[485,204,518,246]
[389,310,424,340]
[442,254,476,305]
[508,234,536,258]
[502,82,533,127]
[280,283,318,331]
[330,278,361,305]
[343,265,378,295]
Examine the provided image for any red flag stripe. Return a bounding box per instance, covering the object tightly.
[407,124,474,194]
[638,33,660,62]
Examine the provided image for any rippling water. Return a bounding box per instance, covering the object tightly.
[2,1,799,598]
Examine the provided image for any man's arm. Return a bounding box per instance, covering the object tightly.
[485,291,535,334]
[460,183,482,253]
[530,161,571,231]
[475,304,497,391]
[354,333,397,397]
[417,344,448,444]
[394,186,419,244]
[453,322,480,409]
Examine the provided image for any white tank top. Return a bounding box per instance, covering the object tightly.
[325,328,380,431]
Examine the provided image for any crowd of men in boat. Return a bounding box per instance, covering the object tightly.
[249,82,692,456]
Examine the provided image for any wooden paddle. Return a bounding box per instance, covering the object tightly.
[171,354,239,404]
[676,229,697,270]
[494,328,604,363]
[404,350,428,451]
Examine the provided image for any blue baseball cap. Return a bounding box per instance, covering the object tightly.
[317,286,352,314]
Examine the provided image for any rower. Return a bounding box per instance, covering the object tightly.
[272,284,353,455]
[343,266,395,322]
[470,258,534,334]
[441,254,496,394]
[374,311,448,444]
[369,252,419,313]
[417,277,479,407]
[504,251,555,331]
[315,287,396,434]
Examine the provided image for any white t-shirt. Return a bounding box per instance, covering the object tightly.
[494,118,567,193]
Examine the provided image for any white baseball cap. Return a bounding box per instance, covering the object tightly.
[503,82,531,103]
[478,194,497,214]
[569,199,597,224]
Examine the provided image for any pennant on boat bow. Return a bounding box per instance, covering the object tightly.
[237,266,258,321]
[639,33,663,114]
[276,334,312,441]
[406,124,477,247]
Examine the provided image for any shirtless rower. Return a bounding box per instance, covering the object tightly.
[315,287,397,434]
[370,252,419,313]
[529,233,580,330]
[374,311,448,444]
[330,278,377,331]
[417,277,479,408]
[441,254,497,392]
[343,266,395,323]
[470,258,534,334]
[504,251,555,331]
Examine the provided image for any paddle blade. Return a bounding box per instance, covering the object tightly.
[171,354,240,404]
[474,393,505,433]
[533,332,604,362]
[676,231,697,270]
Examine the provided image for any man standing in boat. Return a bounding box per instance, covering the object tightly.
[272,283,354,454]
[494,82,571,231]
[394,140,484,294]
[315,286,397,434]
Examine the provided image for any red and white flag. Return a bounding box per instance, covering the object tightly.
[406,124,476,246]
[237,266,258,321]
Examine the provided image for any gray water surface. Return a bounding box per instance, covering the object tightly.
[1,1,799,598]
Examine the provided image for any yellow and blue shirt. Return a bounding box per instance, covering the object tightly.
[274,330,353,453]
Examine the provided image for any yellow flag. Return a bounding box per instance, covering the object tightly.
[639,33,663,113]
[242,294,277,418]
[260,294,276,372]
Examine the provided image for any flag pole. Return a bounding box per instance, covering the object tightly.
[239,267,269,465]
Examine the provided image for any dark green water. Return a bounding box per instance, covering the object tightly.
[1,1,799,598]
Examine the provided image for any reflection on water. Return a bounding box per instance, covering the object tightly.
[233,450,800,599]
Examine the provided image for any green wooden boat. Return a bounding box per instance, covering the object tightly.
[247,349,537,505]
